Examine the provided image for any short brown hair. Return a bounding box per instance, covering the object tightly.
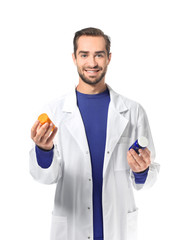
[73,27,111,58]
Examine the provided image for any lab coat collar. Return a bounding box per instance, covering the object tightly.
[62,83,129,113]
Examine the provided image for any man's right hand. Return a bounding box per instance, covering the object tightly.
[31,120,58,150]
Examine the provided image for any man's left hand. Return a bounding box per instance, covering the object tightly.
[127,148,151,173]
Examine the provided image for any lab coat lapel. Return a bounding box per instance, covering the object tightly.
[61,84,129,176]
[62,86,89,155]
[103,84,129,176]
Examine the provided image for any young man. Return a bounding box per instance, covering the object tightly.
[30,27,160,240]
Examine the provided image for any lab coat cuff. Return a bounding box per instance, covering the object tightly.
[132,167,149,184]
[35,145,54,169]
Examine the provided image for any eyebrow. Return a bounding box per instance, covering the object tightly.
[95,51,106,55]
[78,51,89,55]
[78,51,106,55]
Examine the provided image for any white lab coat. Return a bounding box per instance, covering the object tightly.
[29,84,160,240]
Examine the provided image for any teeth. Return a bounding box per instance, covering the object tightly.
[86,70,99,73]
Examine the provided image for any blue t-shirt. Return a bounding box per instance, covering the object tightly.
[76,87,110,240]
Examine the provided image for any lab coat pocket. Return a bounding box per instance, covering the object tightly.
[117,136,131,144]
[127,209,138,240]
[50,215,67,240]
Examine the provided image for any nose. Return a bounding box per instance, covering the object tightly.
[88,56,98,68]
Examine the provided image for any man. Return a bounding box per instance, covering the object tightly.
[30,27,160,240]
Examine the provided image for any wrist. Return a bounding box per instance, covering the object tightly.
[133,167,149,174]
[36,144,54,152]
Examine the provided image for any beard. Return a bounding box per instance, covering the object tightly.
[77,66,108,86]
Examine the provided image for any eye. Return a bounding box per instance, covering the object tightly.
[81,54,87,58]
[96,54,104,58]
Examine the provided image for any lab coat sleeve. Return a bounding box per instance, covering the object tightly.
[29,142,63,184]
[29,103,64,185]
[130,104,160,190]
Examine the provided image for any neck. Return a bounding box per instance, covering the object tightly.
[76,80,107,94]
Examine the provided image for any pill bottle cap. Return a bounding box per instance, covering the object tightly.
[138,136,148,147]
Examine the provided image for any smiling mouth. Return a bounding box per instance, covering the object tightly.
[85,69,100,72]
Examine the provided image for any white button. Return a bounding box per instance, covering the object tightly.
[107,151,110,154]
[86,151,89,154]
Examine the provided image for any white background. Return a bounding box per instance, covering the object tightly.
[0,0,187,239]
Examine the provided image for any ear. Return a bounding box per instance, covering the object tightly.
[72,53,77,66]
[107,53,112,65]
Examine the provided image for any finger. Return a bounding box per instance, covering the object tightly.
[145,147,151,154]
[41,123,55,143]
[130,149,147,168]
[36,122,42,132]
[46,127,58,144]
[127,150,141,169]
[141,147,150,157]
[144,148,151,158]
[31,120,40,139]
[138,149,151,164]
[127,153,140,173]
[35,122,50,142]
